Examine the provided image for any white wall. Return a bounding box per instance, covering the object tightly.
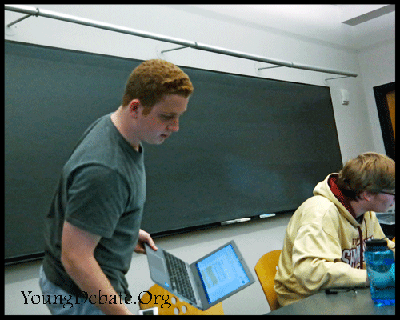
[5,5,394,163]
[357,41,395,156]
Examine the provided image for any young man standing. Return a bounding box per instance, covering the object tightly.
[274,152,395,308]
[40,59,194,315]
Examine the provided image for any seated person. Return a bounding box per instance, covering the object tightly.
[274,152,395,307]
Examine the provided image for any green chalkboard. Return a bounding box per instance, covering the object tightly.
[5,40,342,262]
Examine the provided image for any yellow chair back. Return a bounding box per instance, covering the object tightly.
[254,250,281,311]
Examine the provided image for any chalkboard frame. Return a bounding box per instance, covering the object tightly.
[5,40,342,263]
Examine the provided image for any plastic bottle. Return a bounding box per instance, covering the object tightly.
[364,239,395,306]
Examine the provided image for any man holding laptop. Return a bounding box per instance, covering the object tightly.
[39,59,194,315]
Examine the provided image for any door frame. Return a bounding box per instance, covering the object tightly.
[373,82,395,160]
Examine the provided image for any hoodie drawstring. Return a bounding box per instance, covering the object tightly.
[357,226,364,269]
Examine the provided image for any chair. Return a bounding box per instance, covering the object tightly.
[139,284,224,315]
[254,250,282,311]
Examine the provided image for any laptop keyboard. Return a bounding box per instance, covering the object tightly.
[163,251,196,303]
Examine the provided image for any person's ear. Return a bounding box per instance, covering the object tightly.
[359,190,373,202]
[129,99,140,118]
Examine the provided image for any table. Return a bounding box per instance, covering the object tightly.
[268,288,395,315]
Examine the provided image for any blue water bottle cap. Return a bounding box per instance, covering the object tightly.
[365,239,388,250]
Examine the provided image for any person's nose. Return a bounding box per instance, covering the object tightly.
[167,119,179,132]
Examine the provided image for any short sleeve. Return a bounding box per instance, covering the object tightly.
[65,165,130,238]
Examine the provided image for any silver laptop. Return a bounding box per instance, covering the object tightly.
[145,240,255,310]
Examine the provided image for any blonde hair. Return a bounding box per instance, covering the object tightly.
[122,59,194,115]
[337,152,395,200]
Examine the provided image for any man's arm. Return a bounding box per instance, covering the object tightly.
[61,221,133,315]
[293,222,368,291]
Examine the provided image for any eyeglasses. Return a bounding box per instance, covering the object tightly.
[380,190,395,196]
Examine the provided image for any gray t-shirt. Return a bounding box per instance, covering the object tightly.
[42,113,146,298]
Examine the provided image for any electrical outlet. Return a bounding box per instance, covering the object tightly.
[340,89,350,105]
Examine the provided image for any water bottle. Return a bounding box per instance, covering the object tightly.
[364,239,395,306]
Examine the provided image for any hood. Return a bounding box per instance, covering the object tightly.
[313,174,361,227]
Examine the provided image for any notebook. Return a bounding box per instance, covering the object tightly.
[144,240,255,310]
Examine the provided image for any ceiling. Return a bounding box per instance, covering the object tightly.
[178,5,395,52]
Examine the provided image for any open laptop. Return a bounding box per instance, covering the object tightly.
[144,240,255,310]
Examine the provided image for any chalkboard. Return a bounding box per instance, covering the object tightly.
[5,40,342,262]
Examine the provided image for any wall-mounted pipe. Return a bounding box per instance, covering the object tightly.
[5,5,358,78]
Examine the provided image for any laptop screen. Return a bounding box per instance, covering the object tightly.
[196,244,251,303]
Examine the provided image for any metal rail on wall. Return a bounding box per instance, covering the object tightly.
[5,5,358,79]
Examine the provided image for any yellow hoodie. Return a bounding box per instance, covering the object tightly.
[274,174,395,307]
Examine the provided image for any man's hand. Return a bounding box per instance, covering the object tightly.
[134,229,158,254]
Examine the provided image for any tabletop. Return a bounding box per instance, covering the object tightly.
[268,288,395,315]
